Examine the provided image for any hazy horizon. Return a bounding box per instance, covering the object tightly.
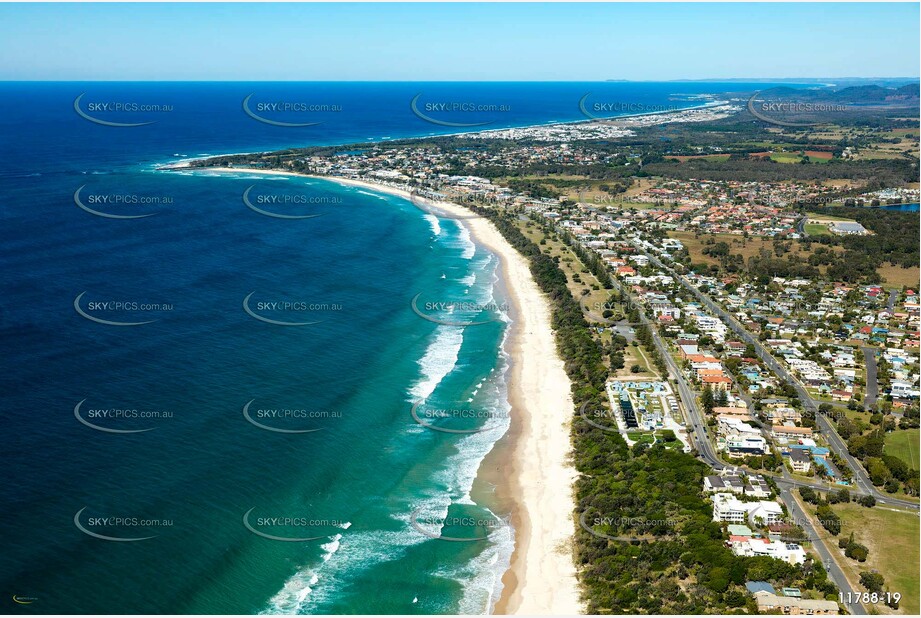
[1,2,917,81]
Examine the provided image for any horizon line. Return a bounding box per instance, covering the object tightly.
[1,77,919,83]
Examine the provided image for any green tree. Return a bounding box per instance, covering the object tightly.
[859,571,885,593]
[701,385,715,415]
[816,505,841,536]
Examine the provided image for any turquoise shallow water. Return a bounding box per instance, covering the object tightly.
[3,166,514,613]
[1,81,789,614]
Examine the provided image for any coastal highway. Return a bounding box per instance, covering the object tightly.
[596,244,871,607]
[777,483,867,616]
[603,264,729,470]
[560,228,885,607]
[633,243,920,512]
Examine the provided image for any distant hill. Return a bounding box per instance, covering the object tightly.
[671,77,919,88]
[758,83,919,104]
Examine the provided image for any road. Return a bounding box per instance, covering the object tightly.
[572,234,899,610]
[603,267,727,469]
[861,346,879,412]
[598,255,878,608]
[777,483,866,615]
[887,288,898,313]
[633,243,920,512]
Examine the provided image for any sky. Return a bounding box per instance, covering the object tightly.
[0,2,918,81]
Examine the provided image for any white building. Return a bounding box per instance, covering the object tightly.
[747,501,783,527]
[712,493,749,523]
[891,380,920,399]
[730,538,806,565]
[712,494,783,526]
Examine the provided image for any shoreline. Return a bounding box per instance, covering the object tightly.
[189,167,583,614]
[308,174,583,615]
[157,97,725,172]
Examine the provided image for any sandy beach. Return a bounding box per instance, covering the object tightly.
[183,167,583,615]
[335,177,583,615]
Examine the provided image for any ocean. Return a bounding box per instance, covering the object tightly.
[1,81,781,614]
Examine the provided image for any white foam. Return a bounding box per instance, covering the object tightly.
[263,534,343,614]
[320,534,341,561]
[356,189,387,200]
[408,326,464,403]
[263,237,514,616]
[423,213,442,236]
[457,224,476,259]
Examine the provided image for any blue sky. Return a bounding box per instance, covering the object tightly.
[0,2,918,80]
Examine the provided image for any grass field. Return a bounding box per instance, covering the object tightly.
[885,429,920,469]
[832,502,920,614]
[561,176,678,211]
[622,176,658,197]
[632,431,683,449]
[514,218,666,380]
[668,230,837,268]
[668,231,765,266]
[769,151,831,164]
[665,154,731,163]
[804,223,832,236]
[806,211,855,222]
[670,226,916,287]
[516,221,605,307]
[877,264,921,288]
[801,215,918,285]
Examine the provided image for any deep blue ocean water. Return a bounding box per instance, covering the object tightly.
[1,81,787,614]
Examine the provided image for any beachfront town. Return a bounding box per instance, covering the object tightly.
[264,143,920,426]
[208,117,919,613]
[257,136,914,240]
[460,102,741,141]
[234,137,920,403]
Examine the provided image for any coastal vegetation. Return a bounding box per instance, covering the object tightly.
[473,205,839,613]
[665,205,920,284]
[184,82,919,613]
